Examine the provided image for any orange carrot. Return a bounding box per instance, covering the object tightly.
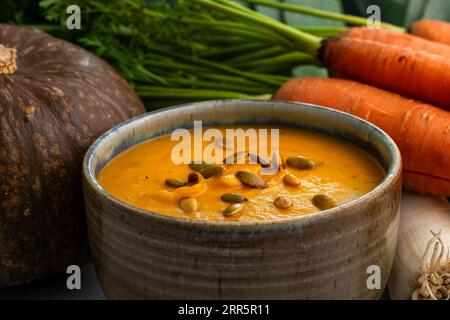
[344,27,450,58]
[273,77,450,196]
[320,37,450,109]
[410,20,450,46]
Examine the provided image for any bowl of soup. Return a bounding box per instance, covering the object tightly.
[83,100,402,299]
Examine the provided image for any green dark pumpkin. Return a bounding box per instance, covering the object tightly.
[0,24,145,287]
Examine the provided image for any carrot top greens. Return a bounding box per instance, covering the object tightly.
[35,0,351,105]
[38,0,416,108]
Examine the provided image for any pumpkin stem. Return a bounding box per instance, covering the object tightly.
[0,44,17,74]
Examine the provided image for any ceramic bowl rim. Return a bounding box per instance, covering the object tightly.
[83,99,402,228]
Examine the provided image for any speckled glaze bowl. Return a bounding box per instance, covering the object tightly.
[83,100,402,300]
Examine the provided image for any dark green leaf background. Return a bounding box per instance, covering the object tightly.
[342,0,450,26]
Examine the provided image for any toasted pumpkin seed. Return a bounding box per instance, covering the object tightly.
[189,161,210,172]
[235,170,268,189]
[221,193,248,203]
[283,174,301,187]
[286,156,315,170]
[312,194,339,210]
[274,196,293,209]
[179,197,198,213]
[200,164,225,179]
[223,203,245,217]
[187,172,201,185]
[165,178,186,188]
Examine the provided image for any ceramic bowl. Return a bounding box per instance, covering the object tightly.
[83,100,402,299]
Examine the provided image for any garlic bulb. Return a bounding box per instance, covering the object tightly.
[388,191,450,300]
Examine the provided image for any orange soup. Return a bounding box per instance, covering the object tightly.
[97,126,385,221]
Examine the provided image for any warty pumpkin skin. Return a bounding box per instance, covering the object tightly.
[0,24,145,287]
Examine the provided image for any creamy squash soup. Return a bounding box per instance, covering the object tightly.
[98,126,385,221]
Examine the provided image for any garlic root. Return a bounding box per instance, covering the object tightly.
[411,231,450,300]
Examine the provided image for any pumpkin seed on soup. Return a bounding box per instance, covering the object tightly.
[179,197,198,213]
[274,196,293,209]
[235,170,268,189]
[221,193,248,203]
[223,203,245,217]
[189,161,210,172]
[200,164,225,179]
[283,174,301,187]
[165,178,186,188]
[286,156,315,170]
[312,194,339,211]
[187,172,201,185]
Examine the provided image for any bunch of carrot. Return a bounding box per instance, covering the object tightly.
[251,2,450,196]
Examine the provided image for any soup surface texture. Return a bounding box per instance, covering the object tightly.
[98,126,385,221]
